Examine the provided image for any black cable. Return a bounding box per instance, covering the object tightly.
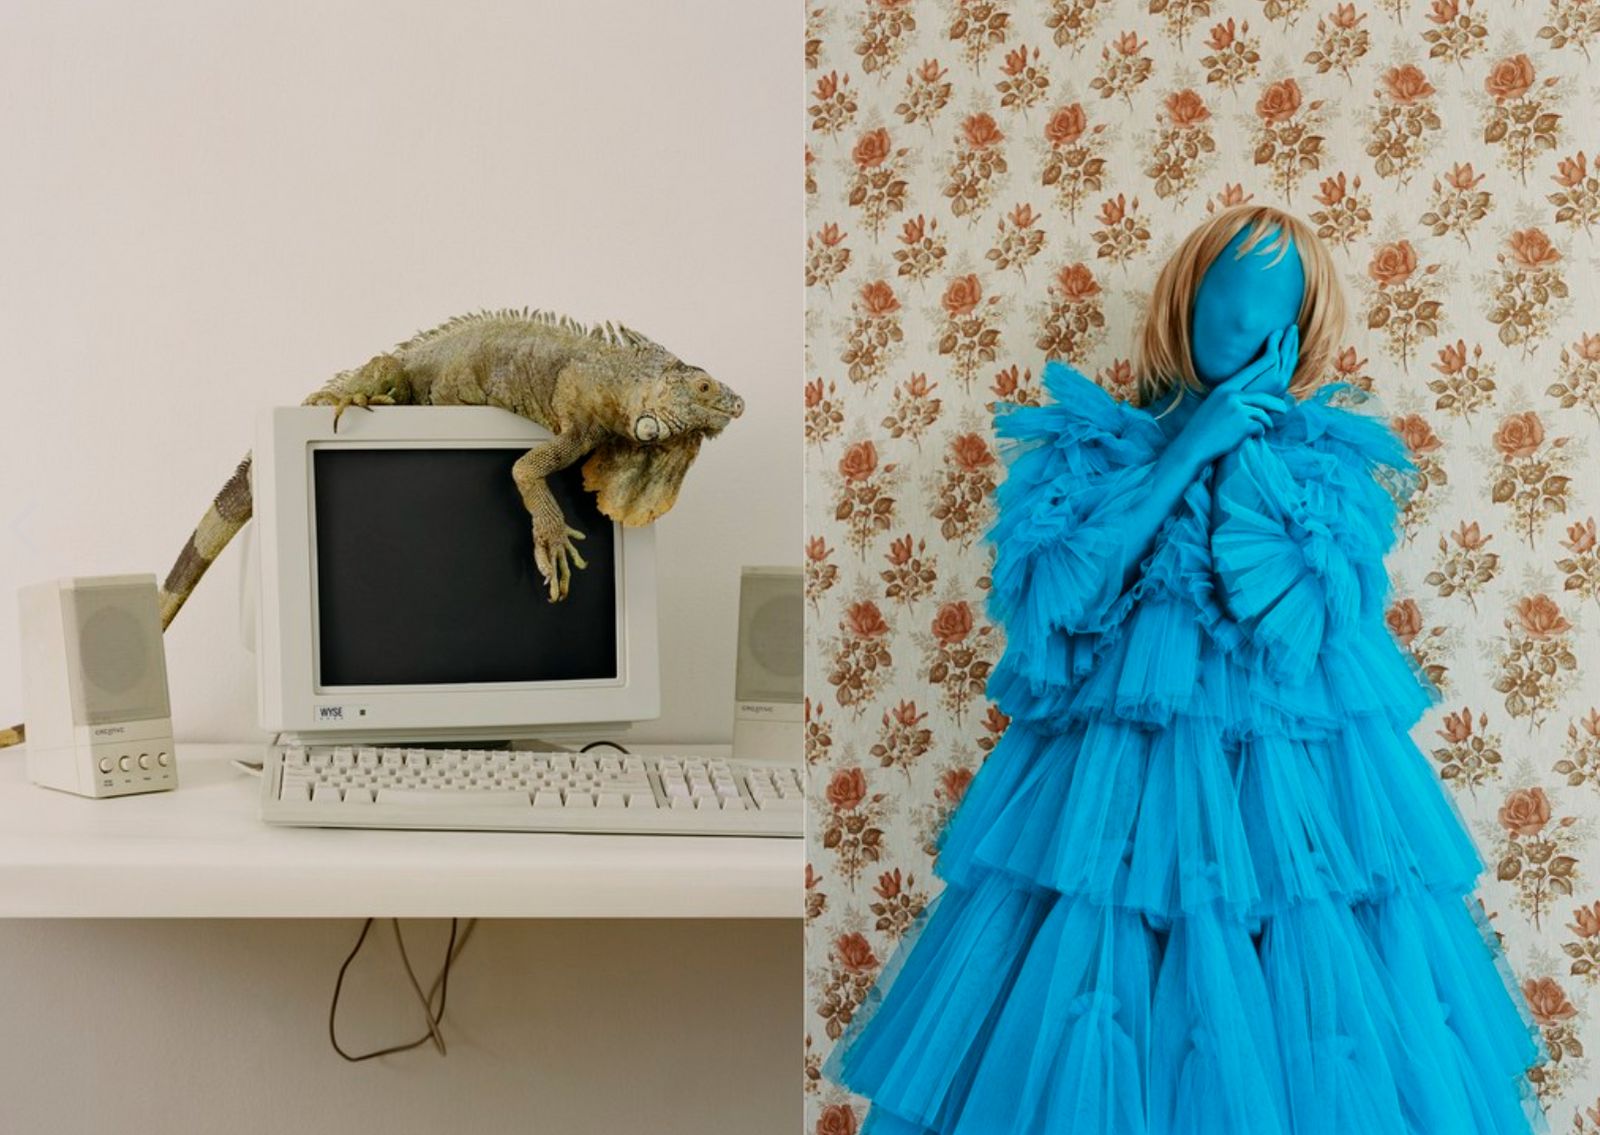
[329,917,474,1062]
[579,739,630,754]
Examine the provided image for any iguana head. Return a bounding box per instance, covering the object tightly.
[583,357,744,528]
[626,361,744,444]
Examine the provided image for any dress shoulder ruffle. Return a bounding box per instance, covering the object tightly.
[986,361,1172,687]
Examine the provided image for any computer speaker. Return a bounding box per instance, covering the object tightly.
[17,574,177,797]
[731,566,802,762]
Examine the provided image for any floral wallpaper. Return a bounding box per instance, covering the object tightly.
[802,1,1600,1131]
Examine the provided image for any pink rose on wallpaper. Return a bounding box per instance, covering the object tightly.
[1392,414,1443,454]
[1565,519,1597,554]
[1493,412,1545,459]
[1500,788,1554,837]
[852,128,892,170]
[1453,520,1491,550]
[859,279,900,316]
[939,767,974,804]
[832,930,877,972]
[1435,339,1470,374]
[817,1104,859,1135]
[1569,903,1600,939]
[838,441,878,482]
[1044,103,1087,147]
[1485,54,1536,102]
[1523,976,1578,1025]
[1553,151,1588,188]
[845,601,890,640]
[1206,18,1237,50]
[941,274,982,317]
[826,769,869,813]
[1329,2,1362,28]
[1438,707,1475,744]
[948,433,994,471]
[1517,595,1572,640]
[1368,240,1419,285]
[1383,64,1436,104]
[1509,227,1562,269]
[1255,78,1302,124]
[961,112,1004,149]
[1053,262,1101,299]
[1165,89,1210,127]
[931,601,974,645]
[1386,598,1423,645]
[1215,183,1252,208]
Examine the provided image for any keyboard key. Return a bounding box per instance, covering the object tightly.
[376,789,528,807]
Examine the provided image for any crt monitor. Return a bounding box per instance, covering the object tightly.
[252,405,660,742]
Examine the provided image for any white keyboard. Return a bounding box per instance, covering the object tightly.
[260,746,804,837]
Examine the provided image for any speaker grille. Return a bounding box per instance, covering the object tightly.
[734,569,802,705]
[64,581,170,725]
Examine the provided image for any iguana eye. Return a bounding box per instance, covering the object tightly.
[696,379,711,394]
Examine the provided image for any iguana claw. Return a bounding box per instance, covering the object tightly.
[532,518,589,602]
[305,391,396,432]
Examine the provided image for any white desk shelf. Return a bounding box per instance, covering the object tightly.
[0,743,802,919]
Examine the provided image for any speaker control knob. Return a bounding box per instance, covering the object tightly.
[137,753,150,770]
[98,757,113,773]
[117,756,131,772]
[157,752,169,767]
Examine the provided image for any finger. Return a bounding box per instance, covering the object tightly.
[569,546,589,571]
[1238,392,1289,415]
[566,527,586,542]
[534,541,551,584]
[1218,350,1276,392]
[1242,405,1272,430]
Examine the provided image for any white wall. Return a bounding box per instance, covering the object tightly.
[0,5,799,1133]
[0,0,799,747]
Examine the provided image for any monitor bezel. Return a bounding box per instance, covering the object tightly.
[255,405,660,741]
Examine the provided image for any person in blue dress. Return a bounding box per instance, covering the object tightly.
[823,204,1548,1134]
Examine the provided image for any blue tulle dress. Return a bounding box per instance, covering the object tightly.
[822,361,1548,1135]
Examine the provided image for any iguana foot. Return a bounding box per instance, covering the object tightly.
[531,514,588,602]
[304,391,396,432]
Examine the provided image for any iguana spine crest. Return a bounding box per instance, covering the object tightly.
[394,307,661,353]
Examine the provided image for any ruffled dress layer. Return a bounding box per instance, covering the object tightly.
[822,362,1547,1135]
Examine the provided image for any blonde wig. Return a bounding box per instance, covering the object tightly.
[1133,204,1347,408]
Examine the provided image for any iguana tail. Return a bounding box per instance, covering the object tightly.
[158,454,255,628]
[0,458,252,751]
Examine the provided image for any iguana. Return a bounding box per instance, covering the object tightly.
[0,308,743,750]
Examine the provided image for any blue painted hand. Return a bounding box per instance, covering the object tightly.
[1168,332,1291,473]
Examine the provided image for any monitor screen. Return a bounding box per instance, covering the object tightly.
[310,447,619,687]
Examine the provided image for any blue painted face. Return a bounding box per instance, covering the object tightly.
[1189,224,1305,386]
